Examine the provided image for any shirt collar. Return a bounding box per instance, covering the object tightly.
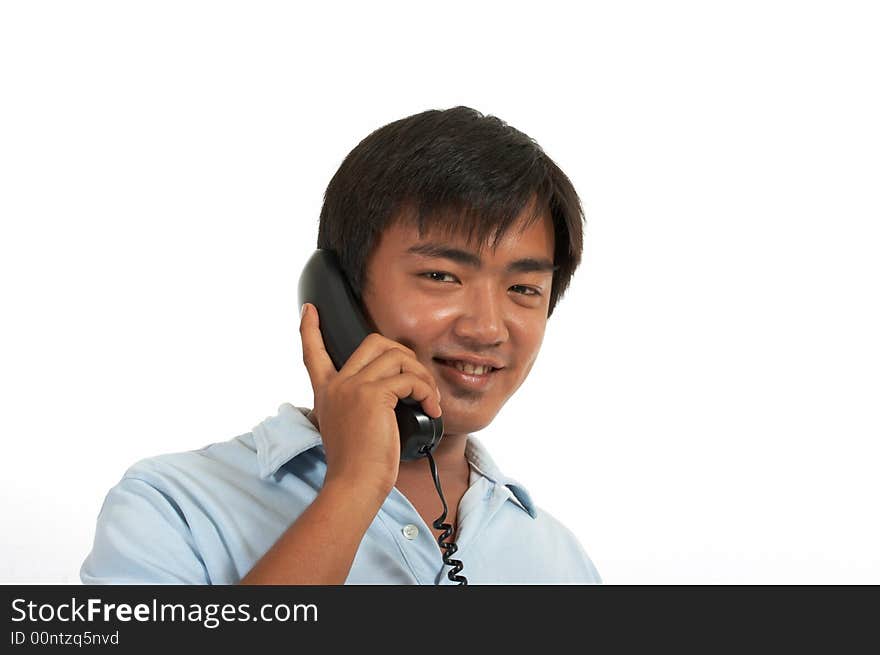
[464,436,537,519]
[252,403,537,519]
[252,403,323,479]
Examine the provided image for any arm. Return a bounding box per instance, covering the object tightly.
[238,303,442,585]
[238,479,385,585]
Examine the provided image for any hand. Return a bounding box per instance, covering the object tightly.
[299,303,443,500]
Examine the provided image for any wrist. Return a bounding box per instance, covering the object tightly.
[320,473,392,511]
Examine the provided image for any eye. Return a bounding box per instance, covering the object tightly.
[420,273,542,298]
[421,271,459,283]
[510,285,542,297]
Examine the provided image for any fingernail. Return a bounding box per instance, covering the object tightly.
[300,304,308,319]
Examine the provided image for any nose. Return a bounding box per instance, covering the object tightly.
[452,280,510,346]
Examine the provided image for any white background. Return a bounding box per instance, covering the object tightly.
[1,1,878,584]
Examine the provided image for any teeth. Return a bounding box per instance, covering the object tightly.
[451,360,491,375]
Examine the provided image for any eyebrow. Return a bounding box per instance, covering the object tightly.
[405,243,558,274]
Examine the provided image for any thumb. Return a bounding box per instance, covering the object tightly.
[299,303,336,392]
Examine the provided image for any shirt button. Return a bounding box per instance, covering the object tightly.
[402,524,419,540]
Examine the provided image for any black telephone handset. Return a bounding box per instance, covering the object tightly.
[298,249,444,461]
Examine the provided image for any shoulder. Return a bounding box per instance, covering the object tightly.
[522,504,603,584]
[120,432,259,489]
[80,434,260,584]
[82,404,323,584]
[464,437,602,583]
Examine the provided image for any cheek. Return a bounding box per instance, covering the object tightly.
[395,303,434,332]
[363,277,413,331]
[510,322,546,378]
[370,294,451,348]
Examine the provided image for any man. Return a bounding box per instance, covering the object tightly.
[81,106,601,584]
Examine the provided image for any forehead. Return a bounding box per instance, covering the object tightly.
[375,211,555,262]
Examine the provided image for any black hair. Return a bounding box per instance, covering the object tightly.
[317,106,585,317]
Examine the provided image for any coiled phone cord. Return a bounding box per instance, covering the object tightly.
[421,447,468,585]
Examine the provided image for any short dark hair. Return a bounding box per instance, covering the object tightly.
[317,106,585,317]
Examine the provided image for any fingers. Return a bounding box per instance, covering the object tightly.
[354,346,441,402]
[364,373,443,418]
[300,310,441,418]
[342,332,418,375]
[299,303,337,392]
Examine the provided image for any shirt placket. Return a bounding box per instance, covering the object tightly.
[376,488,450,585]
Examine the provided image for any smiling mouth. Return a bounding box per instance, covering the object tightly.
[433,358,500,376]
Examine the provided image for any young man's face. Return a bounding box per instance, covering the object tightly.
[361,208,556,436]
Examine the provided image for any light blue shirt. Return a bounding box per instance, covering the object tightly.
[81,403,601,585]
